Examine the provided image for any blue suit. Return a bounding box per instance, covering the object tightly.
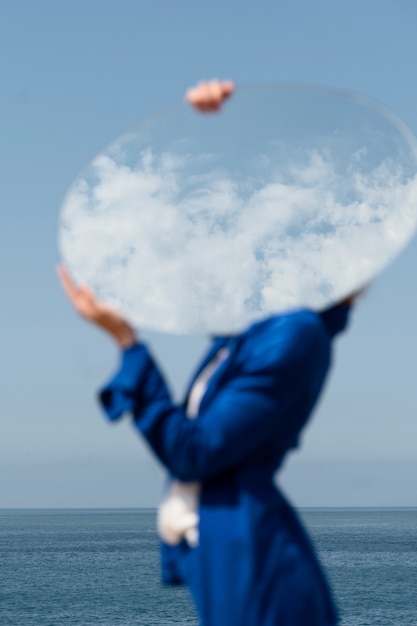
[100,305,350,626]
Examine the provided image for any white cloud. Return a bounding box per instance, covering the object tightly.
[59,148,417,334]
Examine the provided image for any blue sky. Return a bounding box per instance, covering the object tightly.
[1,0,417,507]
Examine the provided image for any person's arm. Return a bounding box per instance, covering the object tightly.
[100,315,326,482]
[58,266,328,482]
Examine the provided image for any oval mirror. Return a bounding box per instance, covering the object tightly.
[59,84,417,334]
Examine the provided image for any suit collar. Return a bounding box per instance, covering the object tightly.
[319,304,351,338]
[183,336,237,404]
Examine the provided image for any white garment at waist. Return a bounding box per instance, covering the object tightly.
[157,347,230,547]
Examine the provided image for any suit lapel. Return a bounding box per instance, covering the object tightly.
[183,337,230,403]
[183,335,241,412]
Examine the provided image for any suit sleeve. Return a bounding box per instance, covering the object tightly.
[99,319,327,482]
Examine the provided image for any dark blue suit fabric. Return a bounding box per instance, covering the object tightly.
[100,305,350,626]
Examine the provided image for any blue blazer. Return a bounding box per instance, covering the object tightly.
[100,305,350,626]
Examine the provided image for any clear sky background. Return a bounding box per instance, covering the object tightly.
[1,0,417,508]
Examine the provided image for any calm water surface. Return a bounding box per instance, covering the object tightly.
[1,508,416,625]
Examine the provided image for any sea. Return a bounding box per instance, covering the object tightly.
[1,508,416,626]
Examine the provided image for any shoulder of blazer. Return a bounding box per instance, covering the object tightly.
[235,309,329,372]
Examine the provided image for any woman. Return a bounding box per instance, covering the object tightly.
[58,81,356,626]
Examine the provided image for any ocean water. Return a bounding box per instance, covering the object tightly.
[0,508,416,626]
